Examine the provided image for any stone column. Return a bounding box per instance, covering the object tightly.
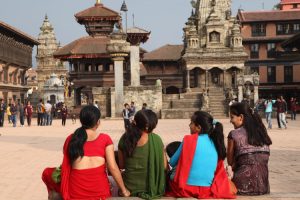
[238,85,243,102]
[254,85,259,103]
[186,70,191,91]
[130,45,140,86]
[113,57,125,117]
[205,69,208,88]
[107,32,130,117]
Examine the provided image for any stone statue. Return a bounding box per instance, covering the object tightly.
[155,79,162,87]
[190,0,197,8]
[202,89,209,111]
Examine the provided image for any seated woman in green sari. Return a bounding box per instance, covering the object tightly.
[118,109,167,199]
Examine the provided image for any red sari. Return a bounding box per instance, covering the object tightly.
[166,134,236,199]
[42,133,113,200]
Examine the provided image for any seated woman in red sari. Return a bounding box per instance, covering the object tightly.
[118,109,167,199]
[166,111,236,199]
[42,105,130,200]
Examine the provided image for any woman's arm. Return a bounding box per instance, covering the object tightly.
[227,139,235,167]
[117,149,125,169]
[106,144,130,197]
[163,149,168,170]
[169,143,183,167]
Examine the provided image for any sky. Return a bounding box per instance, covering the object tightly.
[0,0,278,66]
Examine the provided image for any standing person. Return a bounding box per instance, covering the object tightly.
[50,104,56,125]
[6,104,11,124]
[61,103,68,126]
[290,97,297,120]
[129,101,136,122]
[93,101,99,109]
[24,101,33,126]
[44,100,52,126]
[37,99,45,126]
[166,111,235,199]
[18,102,25,127]
[228,102,272,195]
[10,101,18,127]
[118,109,167,199]
[277,96,287,129]
[264,98,276,129]
[141,103,147,110]
[0,99,6,127]
[122,103,130,130]
[42,105,130,199]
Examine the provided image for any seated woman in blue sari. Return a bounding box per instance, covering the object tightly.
[166,111,236,199]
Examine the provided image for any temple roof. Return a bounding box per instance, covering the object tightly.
[0,21,39,45]
[53,36,110,60]
[127,27,150,34]
[143,44,183,61]
[238,10,300,22]
[281,32,300,49]
[280,0,300,5]
[75,3,120,22]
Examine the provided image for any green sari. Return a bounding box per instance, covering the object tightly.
[118,133,166,199]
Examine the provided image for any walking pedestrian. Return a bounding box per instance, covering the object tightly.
[61,103,68,126]
[24,101,33,126]
[122,103,130,130]
[0,99,6,127]
[10,101,17,127]
[18,102,25,127]
[37,99,45,126]
[264,98,276,129]
[290,97,297,120]
[44,100,52,126]
[7,104,11,124]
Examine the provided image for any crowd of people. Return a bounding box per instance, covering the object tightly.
[0,98,69,128]
[41,102,272,199]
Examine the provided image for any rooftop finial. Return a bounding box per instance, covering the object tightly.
[96,0,101,4]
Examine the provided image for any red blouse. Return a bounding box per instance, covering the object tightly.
[84,133,113,157]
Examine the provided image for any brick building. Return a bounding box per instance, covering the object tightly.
[238,0,300,101]
[0,21,39,104]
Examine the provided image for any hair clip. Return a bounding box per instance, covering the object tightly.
[212,119,218,126]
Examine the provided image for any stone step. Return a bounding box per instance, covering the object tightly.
[179,93,202,99]
[161,108,200,119]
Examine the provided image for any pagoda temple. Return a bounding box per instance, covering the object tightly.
[54,1,126,106]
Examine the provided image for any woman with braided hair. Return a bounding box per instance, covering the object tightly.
[228,102,272,195]
[42,105,130,199]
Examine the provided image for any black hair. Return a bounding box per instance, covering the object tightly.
[123,109,158,157]
[191,111,226,160]
[230,102,272,146]
[166,141,181,158]
[68,105,101,164]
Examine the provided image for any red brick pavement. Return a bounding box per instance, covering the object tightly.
[0,118,299,200]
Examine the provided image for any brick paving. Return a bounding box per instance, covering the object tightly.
[0,117,299,200]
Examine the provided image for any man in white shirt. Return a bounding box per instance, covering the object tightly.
[44,101,52,126]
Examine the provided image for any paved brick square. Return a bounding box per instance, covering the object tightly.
[0,117,299,200]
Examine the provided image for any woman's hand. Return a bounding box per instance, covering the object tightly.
[120,189,130,197]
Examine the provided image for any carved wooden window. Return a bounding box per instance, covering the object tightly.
[284,66,293,83]
[267,43,276,58]
[252,24,266,36]
[267,66,276,83]
[250,44,259,59]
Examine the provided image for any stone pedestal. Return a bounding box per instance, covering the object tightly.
[130,46,140,86]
